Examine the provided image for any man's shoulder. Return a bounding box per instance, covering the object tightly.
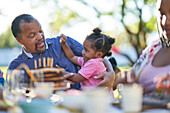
[8,54,23,70]
[46,37,59,43]
[45,37,73,45]
[46,36,82,49]
[46,36,76,42]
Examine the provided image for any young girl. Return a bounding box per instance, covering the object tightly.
[60,27,115,95]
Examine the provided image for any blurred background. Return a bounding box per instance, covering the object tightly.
[0,0,158,71]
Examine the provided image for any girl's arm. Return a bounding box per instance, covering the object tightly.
[60,34,79,65]
[67,73,86,83]
[61,70,85,84]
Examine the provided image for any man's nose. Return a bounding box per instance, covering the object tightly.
[37,33,43,40]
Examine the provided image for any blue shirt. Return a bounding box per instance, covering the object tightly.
[8,36,83,89]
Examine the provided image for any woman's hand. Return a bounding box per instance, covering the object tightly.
[116,70,136,84]
[94,71,115,91]
[154,74,170,94]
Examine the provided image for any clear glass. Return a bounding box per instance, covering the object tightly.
[3,69,25,106]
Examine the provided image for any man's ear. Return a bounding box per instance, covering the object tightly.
[96,52,103,58]
[16,38,22,45]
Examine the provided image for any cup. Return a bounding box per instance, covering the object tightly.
[121,83,143,113]
[83,87,112,113]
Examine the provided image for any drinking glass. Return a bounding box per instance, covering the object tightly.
[116,83,124,98]
[121,83,143,113]
[3,69,25,106]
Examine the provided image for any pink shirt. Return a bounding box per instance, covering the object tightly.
[78,57,106,89]
[139,54,170,94]
[78,57,114,97]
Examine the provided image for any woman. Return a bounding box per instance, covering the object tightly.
[116,0,170,95]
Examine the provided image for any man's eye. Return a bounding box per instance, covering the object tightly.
[30,34,35,38]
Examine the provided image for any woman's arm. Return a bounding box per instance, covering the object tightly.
[94,58,115,90]
[114,70,136,86]
[60,34,79,65]
[113,43,154,88]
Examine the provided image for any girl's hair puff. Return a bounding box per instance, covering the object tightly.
[85,27,115,58]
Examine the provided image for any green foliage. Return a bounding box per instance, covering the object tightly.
[50,7,79,32]
[0,27,20,48]
[0,0,158,66]
[145,16,157,31]
[144,0,157,5]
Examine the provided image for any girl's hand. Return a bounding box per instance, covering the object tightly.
[60,34,67,45]
[154,73,170,94]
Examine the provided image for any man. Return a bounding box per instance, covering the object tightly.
[8,14,114,89]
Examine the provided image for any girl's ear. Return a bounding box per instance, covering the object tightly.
[16,38,23,45]
[96,51,103,58]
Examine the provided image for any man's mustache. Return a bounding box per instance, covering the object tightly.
[35,39,45,46]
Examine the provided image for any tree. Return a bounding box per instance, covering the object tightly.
[0,0,158,66]
[119,0,157,65]
[75,0,157,66]
[27,0,158,66]
[0,27,20,48]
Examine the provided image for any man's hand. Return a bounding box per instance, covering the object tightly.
[60,34,67,45]
[94,71,115,91]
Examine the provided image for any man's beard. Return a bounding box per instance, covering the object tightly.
[36,49,45,54]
